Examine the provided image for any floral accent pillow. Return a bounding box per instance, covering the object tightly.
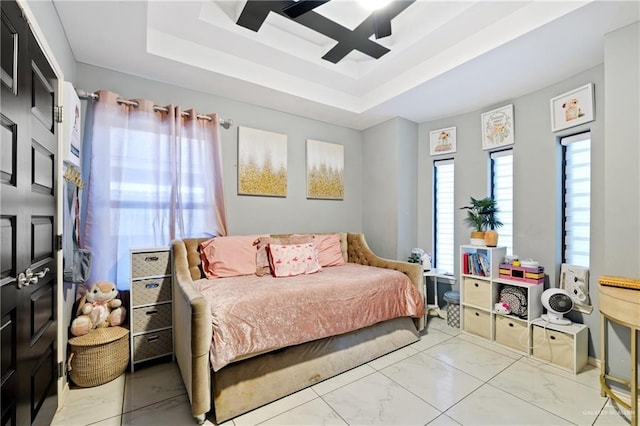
[267,243,321,277]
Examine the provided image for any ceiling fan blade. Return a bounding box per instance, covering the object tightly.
[373,8,392,39]
[282,0,331,19]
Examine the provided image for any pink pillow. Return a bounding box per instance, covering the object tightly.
[254,235,314,276]
[267,243,321,277]
[313,234,346,267]
[200,235,265,278]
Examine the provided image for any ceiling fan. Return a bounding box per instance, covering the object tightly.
[282,0,394,39]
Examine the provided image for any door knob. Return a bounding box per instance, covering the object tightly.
[17,267,49,289]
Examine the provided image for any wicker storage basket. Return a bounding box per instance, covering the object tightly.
[68,326,130,387]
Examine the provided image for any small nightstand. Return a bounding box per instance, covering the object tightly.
[129,247,173,372]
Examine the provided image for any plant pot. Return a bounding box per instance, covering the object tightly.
[470,231,485,246]
[484,230,499,247]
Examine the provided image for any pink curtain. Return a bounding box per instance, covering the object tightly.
[82,90,227,290]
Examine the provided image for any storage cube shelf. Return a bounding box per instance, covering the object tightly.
[459,245,588,373]
[530,318,588,374]
[130,248,173,372]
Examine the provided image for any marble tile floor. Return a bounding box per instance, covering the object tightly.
[52,317,634,426]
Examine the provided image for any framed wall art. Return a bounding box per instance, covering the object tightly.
[429,127,456,156]
[481,104,514,150]
[237,126,288,197]
[550,83,594,132]
[306,139,344,200]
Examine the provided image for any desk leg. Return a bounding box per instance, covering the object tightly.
[631,328,637,426]
[601,313,606,397]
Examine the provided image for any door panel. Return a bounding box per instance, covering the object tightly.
[0,2,58,425]
[1,8,18,95]
[0,117,16,184]
[31,142,54,193]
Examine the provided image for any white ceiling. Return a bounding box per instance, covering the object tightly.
[53,0,639,130]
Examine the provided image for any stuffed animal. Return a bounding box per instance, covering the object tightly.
[494,301,511,315]
[70,281,126,337]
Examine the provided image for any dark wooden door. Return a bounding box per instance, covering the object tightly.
[1,1,58,425]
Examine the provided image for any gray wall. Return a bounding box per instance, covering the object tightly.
[417,22,639,366]
[362,118,419,260]
[602,22,640,377]
[22,0,76,82]
[76,64,363,236]
[396,118,419,260]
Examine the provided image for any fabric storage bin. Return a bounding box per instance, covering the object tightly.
[67,327,129,387]
[131,277,172,306]
[532,325,575,371]
[131,251,171,278]
[443,291,460,328]
[132,303,172,333]
[463,277,491,309]
[132,328,173,362]
[463,306,490,339]
[494,315,528,352]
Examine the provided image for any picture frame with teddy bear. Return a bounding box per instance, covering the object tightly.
[550,83,594,132]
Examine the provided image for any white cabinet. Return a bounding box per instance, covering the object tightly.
[530,318,588,374]
[459,245,588,373]
[130,248,173,372]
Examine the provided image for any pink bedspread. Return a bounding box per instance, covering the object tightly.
[194,263,424,371]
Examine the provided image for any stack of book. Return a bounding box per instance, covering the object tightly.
[463,252,490,277]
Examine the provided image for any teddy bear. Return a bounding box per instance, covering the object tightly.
[494,301,511,315]
[70,281,126,337]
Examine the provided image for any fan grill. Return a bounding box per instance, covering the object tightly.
[548,294,573,313]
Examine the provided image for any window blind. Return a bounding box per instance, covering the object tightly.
[434,159,455,274]
[562,132,591,267]
[490,149,513,255]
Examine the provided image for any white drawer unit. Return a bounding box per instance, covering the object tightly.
[130,247,173,371]
[459,246,589,369]
[530,319,588,374]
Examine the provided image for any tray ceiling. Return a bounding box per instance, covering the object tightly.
[53,0,639,130]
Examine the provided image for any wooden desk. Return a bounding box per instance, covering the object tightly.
[599,283,640,425]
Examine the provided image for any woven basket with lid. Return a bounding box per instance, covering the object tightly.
[68,326,130,387]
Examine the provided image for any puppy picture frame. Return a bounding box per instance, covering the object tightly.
[550,83,594,132]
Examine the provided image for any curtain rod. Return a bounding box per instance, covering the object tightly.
[75,89,234,129]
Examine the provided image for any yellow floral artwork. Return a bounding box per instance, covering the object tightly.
[238,127,287,197]
[306,139,344,200]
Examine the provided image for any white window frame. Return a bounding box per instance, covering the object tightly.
[490,149,513,255]
[562,131,591,267]
[433,159,455,275]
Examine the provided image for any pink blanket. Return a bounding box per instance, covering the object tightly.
[194,263,424,371]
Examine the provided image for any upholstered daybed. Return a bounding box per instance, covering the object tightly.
[171,232,425,424]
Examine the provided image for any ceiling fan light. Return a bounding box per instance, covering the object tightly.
[359,0,393,11]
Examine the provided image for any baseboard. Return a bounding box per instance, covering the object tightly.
[589,356,601,368]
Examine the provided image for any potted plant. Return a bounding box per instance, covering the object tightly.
[460,196,503,246]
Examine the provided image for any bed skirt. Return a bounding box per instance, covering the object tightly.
[211,316,419,423]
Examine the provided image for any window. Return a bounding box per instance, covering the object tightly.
[490,149,513,255]
[434,159,455,274]
[83,100,227,290]
[562,132,591,267]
